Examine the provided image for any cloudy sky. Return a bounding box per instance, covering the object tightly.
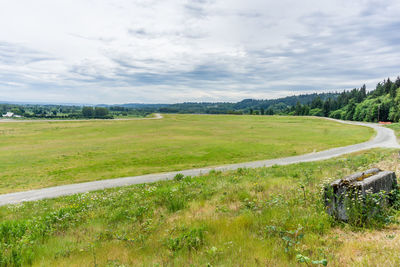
[1,0,400,104]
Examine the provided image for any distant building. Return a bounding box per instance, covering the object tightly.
[2,112,14,117]
[2,112,22,118]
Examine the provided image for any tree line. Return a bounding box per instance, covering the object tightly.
[286,76,400,122]
[81,107,112,119]
[2,75,400,122]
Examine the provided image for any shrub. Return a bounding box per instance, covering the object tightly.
[309,108,323,117]
[165,227,206,252]
[156,188,186,212]
[174,173,185,181]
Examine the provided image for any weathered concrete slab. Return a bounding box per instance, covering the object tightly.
[325,168,397,221]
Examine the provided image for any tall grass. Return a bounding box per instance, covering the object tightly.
[0,149,397,266]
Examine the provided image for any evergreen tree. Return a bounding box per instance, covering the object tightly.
[360,84,367,99]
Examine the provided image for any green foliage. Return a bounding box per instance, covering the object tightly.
[329,109,345,119]
[152,75,400,120]
[345,188,399,228]
[309,108,323,117]
[94,107,110,118]
[265,225,304,253]
[0,200,88,266]
[82,106,94,118]
[157,188,187,212]
[294,76,400,122]
[165,226,206,252]
[157,93,338,114]
[0,103,151,119]
[265,225,329,265]
[81,106,112,119]
[296,254,328,266]
[174,173,185,181]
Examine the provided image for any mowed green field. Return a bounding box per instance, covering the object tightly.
[0,114,374,193]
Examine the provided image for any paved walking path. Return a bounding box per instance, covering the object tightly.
[0,118,398,206]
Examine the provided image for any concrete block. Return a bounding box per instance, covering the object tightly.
[324,168,397,221]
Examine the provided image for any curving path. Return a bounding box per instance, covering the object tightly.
[0,118,399,206]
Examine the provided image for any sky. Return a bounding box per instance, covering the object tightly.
[1,0,400,104]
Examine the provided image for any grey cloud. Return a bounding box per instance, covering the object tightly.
[0,42,55,65]
[1,0,400,104]
[127,27,206,39]
[69,33,116,43]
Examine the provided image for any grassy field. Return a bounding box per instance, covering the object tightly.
[0,114,373,193]
[1,148,399,266]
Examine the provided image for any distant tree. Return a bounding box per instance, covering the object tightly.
[310,96,323,109]
[82,107,94,118]
[302,105,310,116]
[330,109,344,119]
[11,107,24,115]
[395,76,400,89]
[294,101,302,115]
[94,107,109,118]
[260,107,265,115]
[33,108,43,115]
[360,84,367,99]
[322,98,332,116]
[384,78,393,94]
[345,100,356,121]
[265,108,274,115]
[390,84,397,98]
[374,82,384,97]
[309,108,323,116]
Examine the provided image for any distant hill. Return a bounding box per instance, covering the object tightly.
[115,92,340,115]
[118,103,169,109]
[115,75,400,122]
[233,93,339,110]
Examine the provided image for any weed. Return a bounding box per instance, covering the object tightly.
[174,173,184,181]
[165,227,206,252]
[265,225,304,253]
[252,182,264,193]
[343,188,399,228]
[154,187,188,213]
[296,254,328,266]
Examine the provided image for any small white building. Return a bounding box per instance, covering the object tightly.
[2,112,22,118]
[2,112,14,117]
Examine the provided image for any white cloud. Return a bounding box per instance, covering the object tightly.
[0,0,400,103]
